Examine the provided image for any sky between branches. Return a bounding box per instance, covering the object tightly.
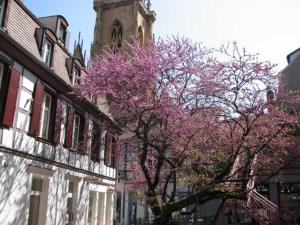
[22,0,300,71]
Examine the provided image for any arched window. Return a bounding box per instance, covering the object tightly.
[111,20,122,50]
[138,26,144,46]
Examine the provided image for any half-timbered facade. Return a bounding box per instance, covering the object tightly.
[0,1,120,225]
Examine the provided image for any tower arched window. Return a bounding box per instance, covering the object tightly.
[138,26,144,46]
[111,20,123,50]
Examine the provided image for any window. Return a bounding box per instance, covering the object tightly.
[0,0,6,27]
[16,70,36,132]
[66,181,77,225]
[58,23,66,45]
[72,67,80,86]
[28,177,48,225]
[111,20,122,50]
[87,191,96,225]
[39,93,52,140]
[41,39,53,66]
[138,26,144,46]
[60,103,67,144]
[104,133,117,167]
[279,183,300,222]
[72,114,80,150]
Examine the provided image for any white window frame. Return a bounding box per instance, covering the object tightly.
[39,92,52,140]
[60,102,67,144]
[58,23,66,44]
[27,166,53,225]
[72,114,80,150]
[16,69,36,132]
[0,0,6,26]
[72,67,80,86]
[41,38,53,66]
[65,180,78,225]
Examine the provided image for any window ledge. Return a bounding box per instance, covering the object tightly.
[35,137,55,147]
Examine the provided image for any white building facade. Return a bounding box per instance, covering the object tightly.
[0,1,120,225]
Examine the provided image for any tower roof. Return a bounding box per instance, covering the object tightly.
[73,32,86,67]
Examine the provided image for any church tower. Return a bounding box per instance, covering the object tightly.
[92,0,156,56]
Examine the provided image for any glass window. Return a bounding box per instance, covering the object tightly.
[72,68,80,86]
[60,103,67,144]
[58,24,66,45]
[87,191,96,225]
[28,178,43,225]
[17,70,36,132]
[279,183,300,223]
[66,181,76,225]
[42,39,53,66]
[72,114,80,150]
[0,0,6,26]
[39,93,52,140]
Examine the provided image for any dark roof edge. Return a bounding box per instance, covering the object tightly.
[0,29,121,133]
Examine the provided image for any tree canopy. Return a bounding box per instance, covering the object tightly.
[81,37,300,225]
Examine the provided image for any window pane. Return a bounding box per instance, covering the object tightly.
[72,68,80,85]
[87,192,94,223]
[68,181,74,193]
[31,178,43,192]
[0,0,5,26]
[22,70,36,92]
[28,195,40,225]
[40,94,52,139]
[19,90,33,112]
[16,111,30,131]
[60,104,67,144]
[42,39,52,66]
[72,115,80,150]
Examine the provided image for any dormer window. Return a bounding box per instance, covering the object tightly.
[41,38,53,66]
[0,0,7,27]
[58,23,66,45]
[72,67,80,86]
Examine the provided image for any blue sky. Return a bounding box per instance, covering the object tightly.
[22,0,300,70]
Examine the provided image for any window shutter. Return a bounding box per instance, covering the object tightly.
[3,68,21,127]
[91,123,101,162]
[53,99,62,145]
[79,117,89,155]
[65,106,74,148]
[104,133,112,165]
[29,81,44,136]
[113,137,120,169]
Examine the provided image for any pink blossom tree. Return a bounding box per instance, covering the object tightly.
[81,38,300,225]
